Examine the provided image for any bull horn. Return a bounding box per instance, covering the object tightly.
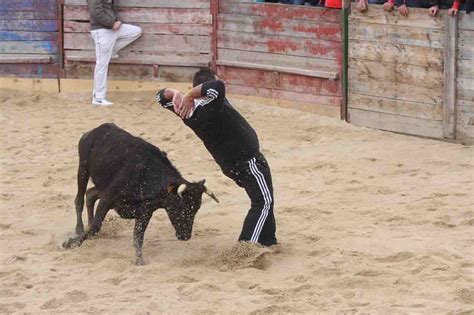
[177,184,187,198]
[205,187,219,203]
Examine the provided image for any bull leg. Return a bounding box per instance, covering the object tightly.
[85,186,100,227]
[64,199,111,248]
[74,161,89,235]
[133,211,152,265]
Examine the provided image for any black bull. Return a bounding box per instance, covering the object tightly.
[63,123,218,265]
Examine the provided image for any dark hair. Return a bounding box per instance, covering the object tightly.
[193,68,217,87]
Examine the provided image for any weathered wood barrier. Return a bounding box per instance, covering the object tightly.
[63,0,212,81]
[348,4,473,142]
[0,0,60,78]
[0,1,472,142]
[215,0,343,114]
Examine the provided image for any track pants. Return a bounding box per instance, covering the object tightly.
[222,153,277,246]
[90,24,142,99]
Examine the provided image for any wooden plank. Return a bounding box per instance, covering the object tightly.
[64,33,211,53]
[349,3,446,29]
[224,83,342,107]
[64,6,212,24]
[349,58,443,89]
[0,54,53,64]
[217,13,341,41]
[217,30,342,60]
[457,78,474,102]
[0,0,57,11]
[458,59,474,79]
[65,50,210,67]
[443,15,457,139]
[0,31,58,41]
[217,60,338,79]
[64,0,210,8]
[349,40,443,68]
[348,93,443,120]
[456,99,474,142]
[0,20,59,32]
[217,66,341,96]
[348,108,443,138]
[458,30,474,60]
[459,12,474,31]
[64,21,212,36]
[218,1,340,23]
[349,76,442,105]
[349,22,444,49]
[64,63,199,82]
[217,48,339,73]
[0,41,58,54]
[0,63,58,78]
[0,10,58,20]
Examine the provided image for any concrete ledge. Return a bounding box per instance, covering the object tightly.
[0,77,59,93]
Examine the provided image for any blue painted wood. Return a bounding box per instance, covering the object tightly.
[0,31,58,41]
[0,63,58,78]
[0,10,57,20]
[0,41,58,54]
[0,0,57,11]
[0,20,58,32]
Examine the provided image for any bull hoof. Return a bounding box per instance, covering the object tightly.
[75,226,84,235]
[62,236,81,249]
[135,256,146,266]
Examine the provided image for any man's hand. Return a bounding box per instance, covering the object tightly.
[383,1,394,11]
[447,7,458,16]
[177,93,195,119]
[428,5,439,16]
[172,91,183,108]
[398,4,409,16]
[356,0,368,12]
[112,21,122,30]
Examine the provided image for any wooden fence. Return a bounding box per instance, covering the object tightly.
[62,0,213,81]
[347,5,473,143]
[0,0,60,78]
[0,1,472,142]
[456,13,474,141]
[216,0,343,114]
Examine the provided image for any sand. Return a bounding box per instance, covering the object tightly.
[0,89,473,314]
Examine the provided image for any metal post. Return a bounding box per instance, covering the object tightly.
[341,0,350,121]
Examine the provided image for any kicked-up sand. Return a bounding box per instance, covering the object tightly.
[0,89,473,314]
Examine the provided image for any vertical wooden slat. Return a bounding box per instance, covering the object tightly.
[211,0,218,71]
[443,15,458,139]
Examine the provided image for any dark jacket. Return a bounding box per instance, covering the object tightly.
[87,0,119,30]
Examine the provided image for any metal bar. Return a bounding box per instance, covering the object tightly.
[341,0,350,121]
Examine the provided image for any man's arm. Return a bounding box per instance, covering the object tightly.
[156,88,183,113]
[176,80,226,119]
[87,0,117,29]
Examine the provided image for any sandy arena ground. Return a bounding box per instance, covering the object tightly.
[0,89,473,314]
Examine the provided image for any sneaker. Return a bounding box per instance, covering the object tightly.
[92,98,113,106]
[111,52,119,59]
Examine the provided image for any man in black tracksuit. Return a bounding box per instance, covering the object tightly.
[155,69,277,246]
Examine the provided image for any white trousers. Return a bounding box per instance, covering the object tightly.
[90,24,142,99]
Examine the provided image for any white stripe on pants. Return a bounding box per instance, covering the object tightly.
[90,24,142,99]
[248,158,272,243]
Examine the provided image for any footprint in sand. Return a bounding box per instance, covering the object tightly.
[214,242,274,271]
[40,298,63,310]
[375,252,415,263]
[64,290,88,303]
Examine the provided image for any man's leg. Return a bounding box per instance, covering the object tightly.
[112,24,142,53]
[229,155,277,246]
[91,29,116,100]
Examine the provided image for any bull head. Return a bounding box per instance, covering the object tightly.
[165,180,219,241]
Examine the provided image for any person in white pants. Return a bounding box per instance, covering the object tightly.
[87,0,141,106]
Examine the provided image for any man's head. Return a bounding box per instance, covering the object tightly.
[193,68,217,87]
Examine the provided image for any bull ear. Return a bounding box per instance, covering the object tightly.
[167,184,175,193]
[198,179,206,185]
